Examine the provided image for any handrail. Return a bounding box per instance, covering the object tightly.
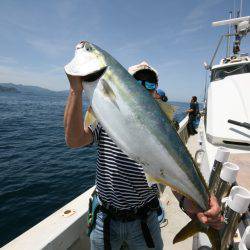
[178,115,190,144]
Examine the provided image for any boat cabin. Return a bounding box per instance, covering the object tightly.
[206,55,250,147]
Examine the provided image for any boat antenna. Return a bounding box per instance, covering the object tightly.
[234,0,236,18]
[240,0,243,17]
[203,68,208,105]
[226,11,233,57]
[205,1,249,70]
[212,16,250,57]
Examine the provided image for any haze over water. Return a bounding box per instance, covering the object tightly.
[0,91,189,246]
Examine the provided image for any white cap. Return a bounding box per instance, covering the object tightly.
[128,61,159,83]
[220,162,239,184]
[228,186,250,213]
[239,226,250,250]
[215,147,230,163]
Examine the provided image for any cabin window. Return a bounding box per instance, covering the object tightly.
[211,63,250,81]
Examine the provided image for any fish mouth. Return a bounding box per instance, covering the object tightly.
[83,66,107,82]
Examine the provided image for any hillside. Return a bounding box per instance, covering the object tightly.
[0,83,68,95]
[0,85,19,93]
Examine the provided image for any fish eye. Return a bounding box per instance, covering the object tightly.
[84,44,93,52]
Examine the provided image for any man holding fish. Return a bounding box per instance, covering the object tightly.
[64,41,223,249]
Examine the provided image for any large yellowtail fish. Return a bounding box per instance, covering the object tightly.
[65,41,220,249]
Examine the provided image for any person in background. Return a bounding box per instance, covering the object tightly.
[128,61,158,95]
[186,96,199,135]
[155,89,168,102]
[128,62,175,122]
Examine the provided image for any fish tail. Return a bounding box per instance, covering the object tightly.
[173,219,221,250]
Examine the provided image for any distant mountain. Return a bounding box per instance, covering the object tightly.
[56,90,69,95]
[0,83,68,95]
[0,85,19,93]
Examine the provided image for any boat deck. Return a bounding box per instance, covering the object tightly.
[160,132,199,249]
[160,187,193,249]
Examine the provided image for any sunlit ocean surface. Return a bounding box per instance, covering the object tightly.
[0,91,189,246]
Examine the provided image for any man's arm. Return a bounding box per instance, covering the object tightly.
[64,74,93,148]
[186,103,195,114]
[186,109,194,114]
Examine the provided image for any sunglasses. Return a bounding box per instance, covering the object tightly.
[137,80,157,90]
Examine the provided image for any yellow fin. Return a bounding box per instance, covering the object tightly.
[156,100,176,120]
[173,218,221,250]
[145,173,161,186]
[84,106,97,129]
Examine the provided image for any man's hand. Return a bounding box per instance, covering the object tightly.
[66,74,83,94]
[184,195,223,230]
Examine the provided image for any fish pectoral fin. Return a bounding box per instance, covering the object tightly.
[84,106,97,128]
[145,174,161,184]
[173,218,221,250]
[101,79,119,110]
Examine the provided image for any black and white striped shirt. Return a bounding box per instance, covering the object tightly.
[89,124,157,210]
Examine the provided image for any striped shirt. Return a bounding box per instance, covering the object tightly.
[89,123,157,210]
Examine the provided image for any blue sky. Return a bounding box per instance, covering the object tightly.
[0,0,249,101]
